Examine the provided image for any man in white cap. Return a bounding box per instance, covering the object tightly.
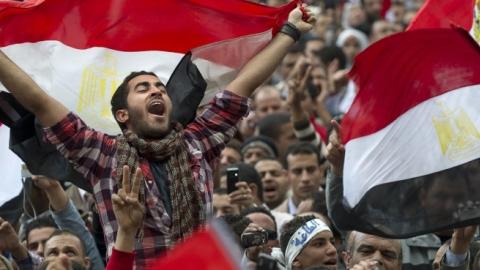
[279,215,338,270]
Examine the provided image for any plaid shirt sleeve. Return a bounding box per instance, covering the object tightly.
[43,112,117,186]
[185,90,250,164]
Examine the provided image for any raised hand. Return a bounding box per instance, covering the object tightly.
[287,58,312,108]
[325,59,349,95]
[112,166,145,234]
[451,225,477,254]
[31,175,68,211]
[0,218,20,252]
[288,4,316,33]
[326,120,345,177]
[0,217,27,260]
[229,181,255,210]
[32,175,62,191]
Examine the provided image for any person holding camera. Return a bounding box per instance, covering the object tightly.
[238,206,281,270]
[240,214,337,270]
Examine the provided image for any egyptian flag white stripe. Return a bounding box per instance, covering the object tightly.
[0,125,22,206]
[338,28,480,237]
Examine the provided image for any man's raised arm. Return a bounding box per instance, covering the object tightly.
[0,50,68,126]
[226,5,315,98]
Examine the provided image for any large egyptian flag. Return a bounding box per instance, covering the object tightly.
[0,0,296,133]
[333,27,480,238]
[0,0,296,208]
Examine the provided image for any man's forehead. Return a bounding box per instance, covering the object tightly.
[213,194,230,202]
[46,234,82,250]
[309,230,333,243]
[256,160,282,171]
[287,153,317,165]
[354,233,401,252]
[245,147,267,154]
[247,212,275,230]
[127,74,162,87]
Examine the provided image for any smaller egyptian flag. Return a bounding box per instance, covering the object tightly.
[150,221,242,270]
[407,0,475,31]
[336,27,480,238]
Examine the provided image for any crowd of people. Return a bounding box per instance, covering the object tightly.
[0,0,479,270]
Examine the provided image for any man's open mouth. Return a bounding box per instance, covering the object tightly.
[324,259,337,266]
[263,185,277,197]
[147,99,165,116]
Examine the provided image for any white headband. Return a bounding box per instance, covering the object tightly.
[285,218,331,270]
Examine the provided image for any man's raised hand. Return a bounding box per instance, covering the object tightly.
[112,166,145,234]
[288,4,316,33]
[0,217,28,260]
[287,57,312,108]
[326,120,345,177]
[451,225,477,255]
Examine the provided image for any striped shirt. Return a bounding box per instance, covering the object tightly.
[44,90,250,269]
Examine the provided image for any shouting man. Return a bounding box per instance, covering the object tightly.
[0,6,315,269]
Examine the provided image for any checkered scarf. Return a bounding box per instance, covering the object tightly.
[116,123,205,243]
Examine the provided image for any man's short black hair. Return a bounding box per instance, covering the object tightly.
[240,206,277,232]
[256,112,291,142]
[287,43,304,55]
[315,46,347,70]
[46,229,87,257]
[110,71,158,130]
[241,135,278,158]
[226,139,242,154]
[224,163,263,201]
[24,215,58,244]
[256,157,285,168]
[285,142,322,169]
[280,215,316,254]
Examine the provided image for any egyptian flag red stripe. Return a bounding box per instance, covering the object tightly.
[334,28,480,237]
[0,0,295,66]
[407,0,475,31]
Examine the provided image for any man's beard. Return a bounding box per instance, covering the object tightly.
[128,109,172,139]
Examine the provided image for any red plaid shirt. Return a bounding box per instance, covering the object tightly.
[44,90,250,269]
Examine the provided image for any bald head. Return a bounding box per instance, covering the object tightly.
[371,20,398,42]
[253,86,284,121]
[345,231,402,270]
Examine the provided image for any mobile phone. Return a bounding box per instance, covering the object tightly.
[226,167,239,194]
[241,230,268,248]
